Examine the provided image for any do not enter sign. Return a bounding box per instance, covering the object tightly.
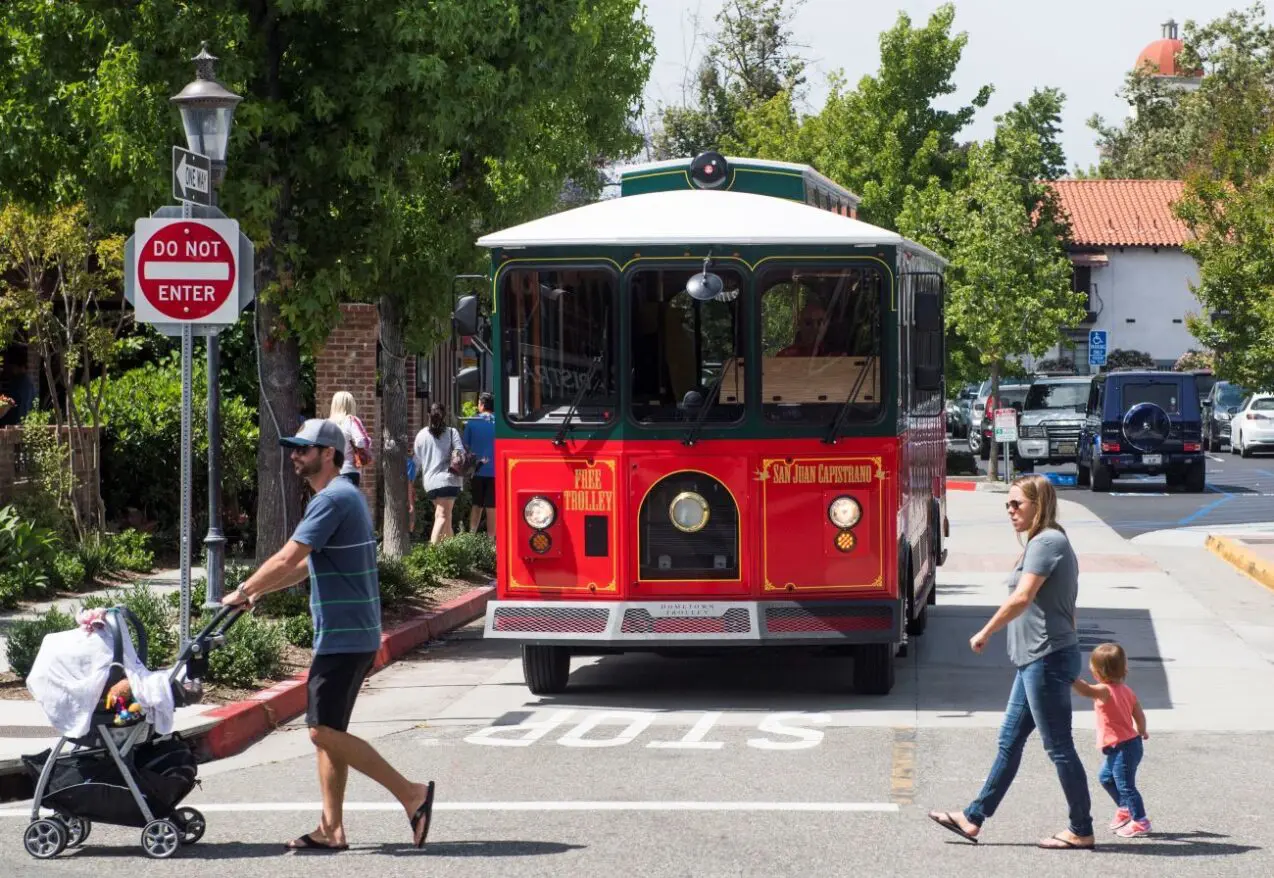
[133,218,240,325]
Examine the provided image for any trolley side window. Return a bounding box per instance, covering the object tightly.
[629,266,747,424]
[758,265,884,423]
[500,268,616,425]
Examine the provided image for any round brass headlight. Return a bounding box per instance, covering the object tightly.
[828,495,862,529]
[669,491,710,533]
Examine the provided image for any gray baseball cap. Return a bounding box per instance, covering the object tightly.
[280,418,346,451]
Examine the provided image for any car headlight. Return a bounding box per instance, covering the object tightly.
[1020,424,1045,438]
[523,496,557,530]
[1217,411,1232,421]
[669,492,710,533]
[828,496,862,529]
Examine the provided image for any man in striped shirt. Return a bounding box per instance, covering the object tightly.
[225,418,435,851]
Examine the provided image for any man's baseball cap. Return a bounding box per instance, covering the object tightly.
[280,418,345,452]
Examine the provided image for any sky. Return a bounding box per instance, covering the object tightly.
[636,0,1262,174]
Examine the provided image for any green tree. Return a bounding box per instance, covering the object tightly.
[0,1,654,561]
[651,0,807,159]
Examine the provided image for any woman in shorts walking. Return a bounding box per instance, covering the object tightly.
[413,403,465,544]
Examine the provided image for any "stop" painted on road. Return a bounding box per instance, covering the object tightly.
[133,218,240,324]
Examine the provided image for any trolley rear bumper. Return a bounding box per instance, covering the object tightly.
[484,599,901,647]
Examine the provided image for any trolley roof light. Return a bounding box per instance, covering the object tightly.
[523,496,557,530]
[828,496,862,529]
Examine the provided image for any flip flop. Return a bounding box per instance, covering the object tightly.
[410,780,436,848]
[928,811,979,844]
[286,833,348,852]
[1038,833,1095,850]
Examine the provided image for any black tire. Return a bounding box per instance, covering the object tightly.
[1091,460,1112,492]
[906,602,929,637]
[1077,462,1091,486]
[853,643,896,695]
[1185,463,1206,493]
[522,645,571,695]
[1203,431,1212,453]
[174,807,205,845]
[1241,439,1253,458]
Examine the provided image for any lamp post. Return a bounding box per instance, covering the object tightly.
[172,43,241,610]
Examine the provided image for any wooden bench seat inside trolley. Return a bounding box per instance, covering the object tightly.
[714,357,879,404]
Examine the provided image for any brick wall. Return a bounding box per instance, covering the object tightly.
[0,425,101,521]
[314,304,380,510]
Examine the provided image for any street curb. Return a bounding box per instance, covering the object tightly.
[195,584,493,762]
[947,479,1010,493]
[1205,535,1274,595]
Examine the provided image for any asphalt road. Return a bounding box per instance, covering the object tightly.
[961,440,1274,537]
[3,491,1273,877]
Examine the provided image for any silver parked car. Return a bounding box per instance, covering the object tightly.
[1015,375,1093,472]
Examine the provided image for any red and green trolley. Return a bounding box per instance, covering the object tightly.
[455,153,948,695]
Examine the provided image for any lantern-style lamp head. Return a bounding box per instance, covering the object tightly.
[171,42,242,177]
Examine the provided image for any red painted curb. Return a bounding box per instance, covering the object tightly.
[947,480,978,491]
[196,584,494,761]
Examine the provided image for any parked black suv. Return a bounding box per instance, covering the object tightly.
[1077,370,1205,492]
[1202,380,1248,452]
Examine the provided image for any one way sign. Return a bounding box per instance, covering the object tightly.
[172,146,212,207]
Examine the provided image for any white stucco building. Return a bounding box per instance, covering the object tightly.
[1045,179,1202,373]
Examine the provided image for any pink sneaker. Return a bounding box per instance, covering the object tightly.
[1115,818,1151,838]
[1108,808,1131,831]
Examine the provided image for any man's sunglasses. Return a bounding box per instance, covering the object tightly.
[1005,500,1024,511]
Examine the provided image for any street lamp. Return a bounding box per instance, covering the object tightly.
[172,43,241,610]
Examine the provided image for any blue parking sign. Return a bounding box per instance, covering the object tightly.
[1088,329,1108,367]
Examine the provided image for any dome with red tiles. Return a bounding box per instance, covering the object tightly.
[1136,19,1201,78]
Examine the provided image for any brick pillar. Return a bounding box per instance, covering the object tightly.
[314,303,380,511]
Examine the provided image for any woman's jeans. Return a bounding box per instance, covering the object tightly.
[1099,736,1146,821]
[964,645,1093,837]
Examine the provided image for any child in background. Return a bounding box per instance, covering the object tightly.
[1073,642,1151,838]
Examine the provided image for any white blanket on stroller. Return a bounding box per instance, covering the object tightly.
[25,626,176,739]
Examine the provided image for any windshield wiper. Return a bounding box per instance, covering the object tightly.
[682,364,730,447]
[553,354,604,447]
[823,355,879,445]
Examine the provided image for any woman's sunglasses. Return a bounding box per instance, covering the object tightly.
[1005,500,1024,512]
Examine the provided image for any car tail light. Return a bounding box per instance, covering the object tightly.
[1184,442,1201,452]
[1101,441,1121,453]
[1248,412,1267,420]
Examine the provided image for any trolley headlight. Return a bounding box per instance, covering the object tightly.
[669,491,710,533]
[523,496,557,530]
[827,496,862,529]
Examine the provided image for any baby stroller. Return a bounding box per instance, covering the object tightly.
[21,604,244,860]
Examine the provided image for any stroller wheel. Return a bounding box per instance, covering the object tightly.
[174,807,206,844]
[61,815,91,847]
[141,819,181,859]
[24,818,68,859]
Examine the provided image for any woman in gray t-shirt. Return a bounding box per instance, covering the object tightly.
[929,474,1094,850]
[412,403,465,545]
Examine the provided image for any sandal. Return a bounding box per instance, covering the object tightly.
[1037,833,1095,850]
[286,833,348,852]
[409,781,436,848]
[928,810,979,844]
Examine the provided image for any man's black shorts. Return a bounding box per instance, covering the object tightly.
[306,651,377,732]
[470,475,495,508]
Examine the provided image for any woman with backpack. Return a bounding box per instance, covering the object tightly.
[412,403,471,544]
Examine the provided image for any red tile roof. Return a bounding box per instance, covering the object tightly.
[1050,179,1190,248]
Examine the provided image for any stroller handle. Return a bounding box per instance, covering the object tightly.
[170,603,248,677]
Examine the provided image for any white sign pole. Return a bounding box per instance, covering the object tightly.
[179,200,194,650]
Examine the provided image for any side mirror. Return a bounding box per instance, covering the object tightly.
[455,366,481,394]
[915,366,942,392]
[453,295,480,337]
[915,291,942,333]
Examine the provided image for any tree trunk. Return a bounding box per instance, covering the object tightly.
[379,292,411,558]
[253,295,305,562]
[987,360,1001,482]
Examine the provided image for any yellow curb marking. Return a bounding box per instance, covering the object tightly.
[890,726,916,806]
[1206,535,1274,596]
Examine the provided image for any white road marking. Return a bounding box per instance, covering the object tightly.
[0,801,899,817]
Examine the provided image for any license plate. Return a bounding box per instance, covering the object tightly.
[1142,454,1162,466]
[1056,443,1076,456]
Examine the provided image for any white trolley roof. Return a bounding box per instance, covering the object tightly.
[477,189,944,263]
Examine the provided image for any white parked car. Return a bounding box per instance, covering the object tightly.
[1231,393,1274,457]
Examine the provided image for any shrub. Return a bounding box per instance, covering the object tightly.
[82,583,177,667]
[378,554,419,608]
[282,613,313,649]
[947,447,979,476]
[430,537,474,579]
[76,532,121,584]
[164,578,208,613]
[0,573,27,609]
[6,608,76,679]
[449,532,495,574]
[52,552,88,591]
[202,612,285,688]
[0,504,60,584]
[107,529,154,573]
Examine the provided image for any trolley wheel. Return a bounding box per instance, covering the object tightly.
[853,643,896,695]
[61,815,91,848]
[141,818,182,859]
[24,818,68,859]
[522,645,571,695]
[174,807,206,844]
[906,603,929,637]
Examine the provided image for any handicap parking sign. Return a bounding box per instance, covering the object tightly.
[1088,330,1108,367]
